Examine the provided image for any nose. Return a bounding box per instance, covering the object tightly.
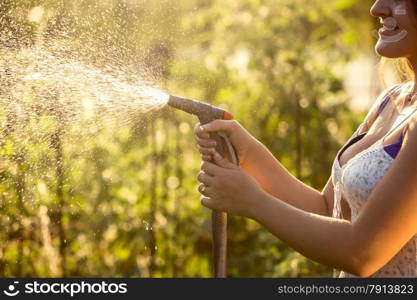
[370,0,390,18]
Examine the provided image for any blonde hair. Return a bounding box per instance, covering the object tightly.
[379,57,415,88]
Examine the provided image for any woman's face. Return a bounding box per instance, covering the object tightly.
[371,0,417,59]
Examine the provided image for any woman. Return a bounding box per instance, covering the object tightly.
[194,0,417,277]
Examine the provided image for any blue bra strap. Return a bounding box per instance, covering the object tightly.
[355,84,403,138]
[376,95,391,116]
[376,84,403,116]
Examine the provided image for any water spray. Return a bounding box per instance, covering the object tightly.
[167,95,238,278]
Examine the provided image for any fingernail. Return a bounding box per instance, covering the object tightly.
[202,124,210,130]
[214,152,221,160]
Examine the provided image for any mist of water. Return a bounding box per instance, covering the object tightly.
[0,0,193,277]
[1,46,169,128]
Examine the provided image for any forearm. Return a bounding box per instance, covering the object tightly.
[243,140,329,216]
[249,190,360,275]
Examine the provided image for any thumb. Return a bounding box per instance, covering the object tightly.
[201,120,236,135]
[213,152,238,169]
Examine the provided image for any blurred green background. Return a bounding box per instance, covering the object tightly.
[0,0,386,277]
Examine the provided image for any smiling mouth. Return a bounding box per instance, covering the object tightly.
[379,17,403,36]
[378,28,408,43]
[382,24,400,31]
[379,26,401,36]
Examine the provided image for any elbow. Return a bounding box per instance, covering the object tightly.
[340,256,374,277]
[343,230,378,277]
[353,256,382,277]
[340,256,363,277]
[349,263,374,278]
[347,250,379,278]
[352,267,376,278]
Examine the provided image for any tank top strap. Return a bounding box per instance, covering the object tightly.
[376,84,403,117]
[353,84,404,139]
[376,92,393,116]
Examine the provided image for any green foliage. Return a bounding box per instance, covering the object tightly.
[0,0,375,277]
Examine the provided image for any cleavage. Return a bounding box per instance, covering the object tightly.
[338,111,401,169]
[338,133,380,169]
[338,101,410,169]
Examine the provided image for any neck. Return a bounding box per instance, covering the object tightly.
[407,57,417,93]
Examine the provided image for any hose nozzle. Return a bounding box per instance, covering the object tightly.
[167,95,233,124]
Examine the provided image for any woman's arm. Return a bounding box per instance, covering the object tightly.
[250,190,359,275]
[196,121,330,216]
[199,118,417,276]
[243,138,330,217]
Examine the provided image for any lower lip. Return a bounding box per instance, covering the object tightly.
[379,27,401,36]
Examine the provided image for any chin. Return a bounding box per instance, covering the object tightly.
[375,41,408,58]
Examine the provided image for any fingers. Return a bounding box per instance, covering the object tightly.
[198,183,213,197]
[200,197,211,208]
[195,123,217,157]
[197,171,214,186]
[200,119,237,134]
[195,135,216,148]
[200,161,219,176]
[202,154,212,161]
[195,120,238,141]
[194,123,210,139]
[198,183,205,194]
[197,144,216,156]
[212,152,238,169]
[195,120,239,161]
[200,196,220,210]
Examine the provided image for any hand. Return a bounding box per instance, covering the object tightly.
[197,151,265,218]
[194,120,258,167]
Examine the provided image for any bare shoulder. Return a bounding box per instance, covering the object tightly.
[359,83,405,132]
[372,83,403,111]
[403,113,417,147]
